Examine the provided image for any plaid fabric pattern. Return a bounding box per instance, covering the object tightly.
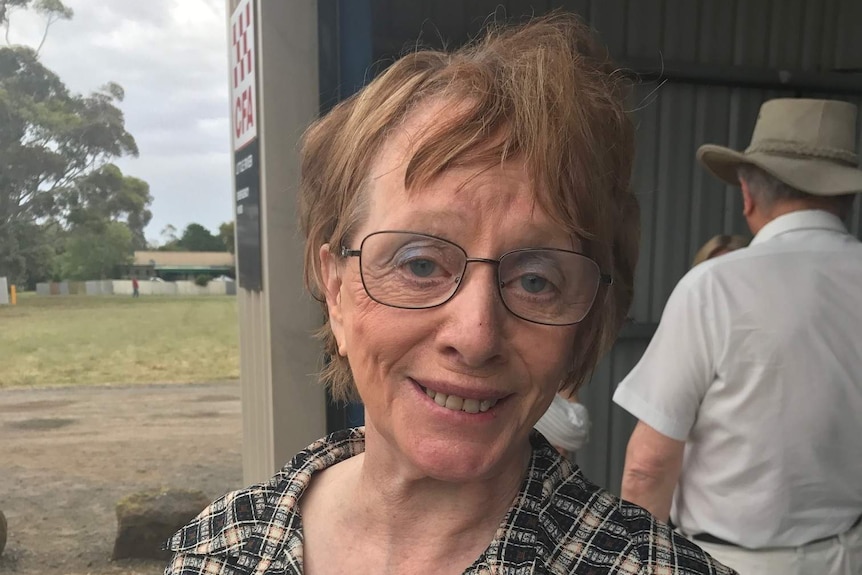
[164,428,736,575]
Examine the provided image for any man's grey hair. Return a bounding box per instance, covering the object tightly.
[736,164,808,210]
[737,164,857,218]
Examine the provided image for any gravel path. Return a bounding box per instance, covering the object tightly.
[0,381,243,575]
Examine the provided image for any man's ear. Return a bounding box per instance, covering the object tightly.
[320,244,348,356]
[740,177,755,217]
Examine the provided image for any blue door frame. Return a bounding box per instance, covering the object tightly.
[318,0,372,432]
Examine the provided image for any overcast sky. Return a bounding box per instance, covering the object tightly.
[8,0,231,245]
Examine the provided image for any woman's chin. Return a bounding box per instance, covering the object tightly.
[402,434,528,484]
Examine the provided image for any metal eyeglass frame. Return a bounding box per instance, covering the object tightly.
[339,230,613,326]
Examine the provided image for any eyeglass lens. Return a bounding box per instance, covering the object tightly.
[356,232,600,325]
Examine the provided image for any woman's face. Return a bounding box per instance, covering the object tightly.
[320,106,579,483]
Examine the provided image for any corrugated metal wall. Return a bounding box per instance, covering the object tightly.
[368,0,862,492]
[567,0,862,491]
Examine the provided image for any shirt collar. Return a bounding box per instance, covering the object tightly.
[750,210,848,246]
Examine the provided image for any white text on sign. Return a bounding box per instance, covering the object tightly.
[236,153,254,175]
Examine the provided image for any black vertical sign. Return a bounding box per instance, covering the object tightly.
[234,140,262,291]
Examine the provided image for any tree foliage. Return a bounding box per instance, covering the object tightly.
[58,220,132,280]
[0,46,138,227]
[0,218,59,287]
[0,1,151,286]
[177,223,225,252]
[2,0,74,54]
[218,221,235,254]
[156,223,230,253]
[64,164,152,249]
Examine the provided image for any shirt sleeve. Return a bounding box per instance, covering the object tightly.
[534,396,591,452]
[613,271,719,441]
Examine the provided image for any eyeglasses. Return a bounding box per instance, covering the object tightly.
[340,231,611,326]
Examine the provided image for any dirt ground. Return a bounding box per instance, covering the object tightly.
[0,381,244,575]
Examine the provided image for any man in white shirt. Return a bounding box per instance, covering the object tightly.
[613,98,862,575]
[535,393,591,457]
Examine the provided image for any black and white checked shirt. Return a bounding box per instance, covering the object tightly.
[165,428,735,574]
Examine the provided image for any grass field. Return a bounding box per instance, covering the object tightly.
[0,293,239,388]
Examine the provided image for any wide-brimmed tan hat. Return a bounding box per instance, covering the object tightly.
[697,98,862,196]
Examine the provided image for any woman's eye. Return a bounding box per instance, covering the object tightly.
[520,274,548,293]
[407,259,437,277]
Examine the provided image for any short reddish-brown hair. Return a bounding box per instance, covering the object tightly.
[300,12,639,402]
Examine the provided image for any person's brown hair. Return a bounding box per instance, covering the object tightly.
[300,12,639,402]
[691,234,749,268]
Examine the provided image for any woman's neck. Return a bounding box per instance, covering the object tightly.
[300,428,533,575]
[353,427,530,549]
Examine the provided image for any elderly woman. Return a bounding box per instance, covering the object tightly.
[165,14,734,575]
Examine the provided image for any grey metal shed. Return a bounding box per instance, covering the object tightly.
[320,0,862,493]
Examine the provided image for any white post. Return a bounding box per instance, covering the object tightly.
[228,0,327,484]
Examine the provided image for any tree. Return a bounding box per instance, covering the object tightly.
[0,218,60,288]
[57,221,132,280]
[2,0,73,55]
[218,221,235,254]
[63,164,153,249]
[0,1,149,284]
[0,47,138,227]
[177,223,226,252]
[158,224,179,250]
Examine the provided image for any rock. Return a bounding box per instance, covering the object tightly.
[0,508,6,556]
[112,488,210,560]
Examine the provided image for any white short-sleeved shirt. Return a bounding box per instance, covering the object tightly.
[613,210,862,548]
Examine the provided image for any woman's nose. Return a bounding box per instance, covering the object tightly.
[435,263,506,369]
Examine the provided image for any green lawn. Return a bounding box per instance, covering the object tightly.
[0,294,239,388]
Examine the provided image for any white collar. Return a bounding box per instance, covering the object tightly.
[750,210,848,246]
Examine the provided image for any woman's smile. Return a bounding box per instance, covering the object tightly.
[411,377,506,414]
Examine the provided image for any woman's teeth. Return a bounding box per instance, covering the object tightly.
[424,387,497,413]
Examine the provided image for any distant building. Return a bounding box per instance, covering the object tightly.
[130,251,235,281]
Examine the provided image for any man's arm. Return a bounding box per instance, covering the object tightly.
[620,420,685,522]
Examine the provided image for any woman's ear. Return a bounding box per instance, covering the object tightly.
[319,244,348,356]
